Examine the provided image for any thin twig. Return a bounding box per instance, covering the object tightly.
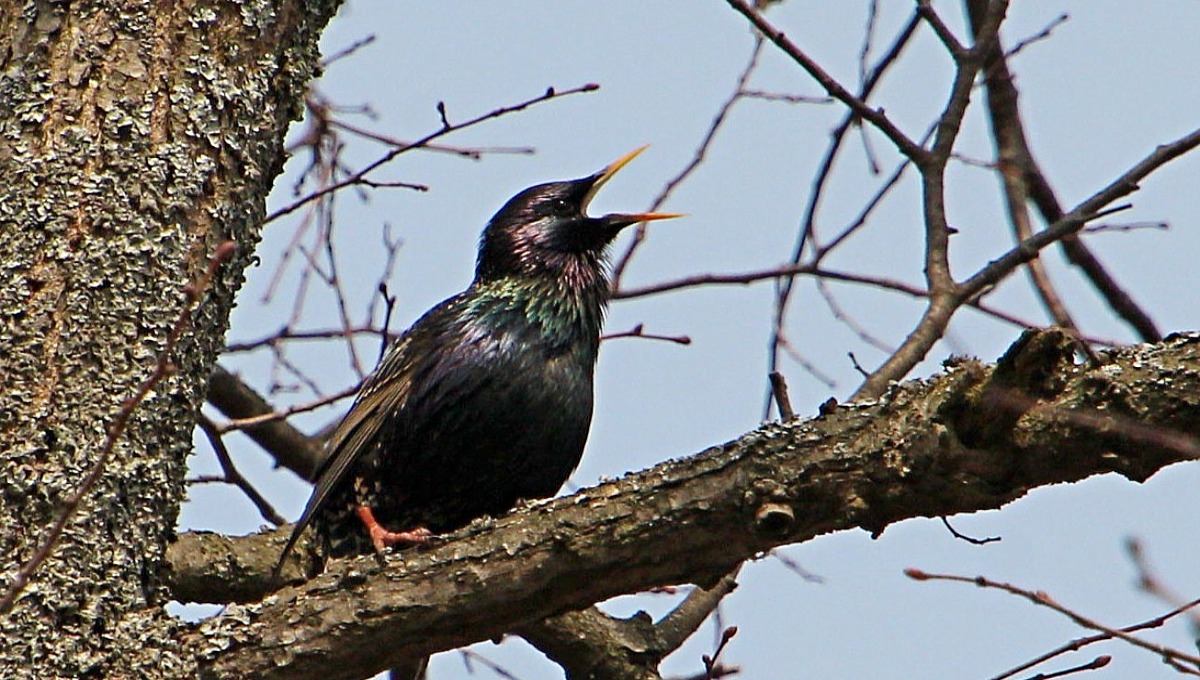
[989,600,1200,679]
[1024,656,1110,680]
[376,283,398,364]
[205,365,323,482]
[1126,537,1200,634]
[815,278,894,353]
[610,37,765,288]
[263,83,600,227]
[906,570,1200,670]
[366,221,404,332]
[723,0,926,163]
[939,516,1001,545]
[601,324,691,346]
[702,626,739,680]
[224,325,390,353]
[768,9,922,408]
[329,118,534,160]
[214,384,359,434]
[318,196,366,378]
[320,35,377,68]
[614,259,1120,347]
[737,90,829,104]
[1004,13,1069,62]
[196,415,286,526]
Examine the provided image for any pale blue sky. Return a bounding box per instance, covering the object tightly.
[181,3,1200,678]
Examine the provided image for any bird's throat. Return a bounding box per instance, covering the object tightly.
[469,267,609,357]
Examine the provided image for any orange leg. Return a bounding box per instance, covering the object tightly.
[355,506,433,554]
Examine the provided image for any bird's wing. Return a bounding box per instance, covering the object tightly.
[273,294,475,578]
[273,328,422,577]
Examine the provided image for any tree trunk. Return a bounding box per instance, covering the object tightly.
[0,2,339,676]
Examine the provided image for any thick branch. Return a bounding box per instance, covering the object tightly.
[175,333,1200,680]
[517,610,664,680]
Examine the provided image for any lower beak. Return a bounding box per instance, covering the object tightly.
[603,212,685,226]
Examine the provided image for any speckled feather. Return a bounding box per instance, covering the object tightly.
[275,164,671,569]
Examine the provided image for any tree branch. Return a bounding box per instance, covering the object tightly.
[206,364,324,482]
[853,123,1200,400]
[172,332,1200,680]
[722,0,928,164]
[963,0,1162,342]
[965,0,1077,334]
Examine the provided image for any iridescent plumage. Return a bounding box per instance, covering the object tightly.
[275,148,679,572]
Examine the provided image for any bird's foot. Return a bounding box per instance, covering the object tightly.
[356,505,434,554]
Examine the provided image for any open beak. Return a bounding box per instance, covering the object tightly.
[582,146,685,225]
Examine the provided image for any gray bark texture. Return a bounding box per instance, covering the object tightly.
[0,1,339,677]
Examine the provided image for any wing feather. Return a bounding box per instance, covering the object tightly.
[272,323,424,578]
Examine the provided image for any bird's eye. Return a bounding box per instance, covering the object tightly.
[547,198,574,217]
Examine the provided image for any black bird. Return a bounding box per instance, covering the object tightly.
[276,147,680,573]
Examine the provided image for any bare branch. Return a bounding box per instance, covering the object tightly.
[769,9,923,401]
[916,0,966,57]
[212,384,358,435]
[205,365,323,482]
[262,83,600,227]
[611,36,766,287]
[768,373,795,420]
[174,333,1200,678]
[602,324,692,346]
[990,593,1200,679]
[196,415,287,526]
[906,569,1200,673]
[657,565,743,654]
[968,0,1076,333]
[854,123,1200,400]
[723,0,927,163]
[1126,538,1200,635]
[223,326,390,354]
[959,126,1200,299]
[329,118,535,160]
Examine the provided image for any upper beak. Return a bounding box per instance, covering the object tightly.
[582,146,685,225]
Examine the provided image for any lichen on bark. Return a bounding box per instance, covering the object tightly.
[0,1,340,676]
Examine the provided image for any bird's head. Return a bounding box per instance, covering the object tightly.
[476,146,681,283]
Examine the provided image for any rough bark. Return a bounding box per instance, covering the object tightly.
[168,331,1200,680]
[0,1,339,677]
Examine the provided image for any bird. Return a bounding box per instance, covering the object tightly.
[274,146,681,577]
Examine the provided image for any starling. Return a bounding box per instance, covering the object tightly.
[276,147,680,573]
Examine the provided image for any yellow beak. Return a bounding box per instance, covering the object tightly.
[582,146,685,224]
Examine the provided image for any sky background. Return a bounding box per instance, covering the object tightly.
[178,2,1200,678]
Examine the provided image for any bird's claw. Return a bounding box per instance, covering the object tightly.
[368,526,433,554]
[356,506,434,554]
